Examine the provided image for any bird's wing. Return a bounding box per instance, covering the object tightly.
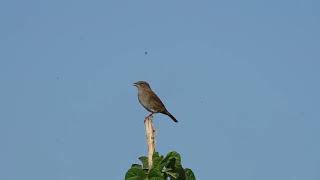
[148,90,166,112]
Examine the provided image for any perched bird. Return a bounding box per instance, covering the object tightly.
[133,81,178,123]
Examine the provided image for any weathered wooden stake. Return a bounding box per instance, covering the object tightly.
[144,115,155,169]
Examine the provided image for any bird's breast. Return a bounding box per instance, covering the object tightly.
[137,89,157,113]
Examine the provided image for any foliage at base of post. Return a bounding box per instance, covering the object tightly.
[125,151,196,180]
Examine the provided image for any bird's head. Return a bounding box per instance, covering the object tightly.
[133,81,151,89]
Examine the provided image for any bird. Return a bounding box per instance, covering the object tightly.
[133,81,178,123]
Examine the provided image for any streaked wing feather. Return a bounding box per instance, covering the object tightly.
[148,90,166,112]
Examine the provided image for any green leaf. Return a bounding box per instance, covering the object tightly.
[162,167,173,172]
[125,167,147,180]
[176,167,187,180]
[166,158,176,170]
[166,171,178,179]
[162,151,182,168]
[161,153,182,174]
[160,151,187,180]
[131,164,142,169]
[138,156,148,169]
[148,167,165,180]
[127,151,195,180]
[152,152,164,170]
[185,168,196,180]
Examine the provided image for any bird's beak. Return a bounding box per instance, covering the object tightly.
[133,82,137,86]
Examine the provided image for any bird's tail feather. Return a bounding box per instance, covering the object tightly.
[163,110,178,123]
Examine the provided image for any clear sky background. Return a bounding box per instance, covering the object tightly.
[1,0,319,179]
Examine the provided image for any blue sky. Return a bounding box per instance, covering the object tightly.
[1,0,320,179]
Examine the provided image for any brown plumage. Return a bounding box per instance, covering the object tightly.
[133,81,178,123]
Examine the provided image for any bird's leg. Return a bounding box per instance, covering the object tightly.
[147,113,153,118]
[144,113,154,123]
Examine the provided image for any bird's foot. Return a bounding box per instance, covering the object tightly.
[144,113,153,123]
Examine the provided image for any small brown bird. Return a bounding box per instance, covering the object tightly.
[133,81,178,123]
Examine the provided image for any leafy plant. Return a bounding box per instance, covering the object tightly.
[125,151,196,180]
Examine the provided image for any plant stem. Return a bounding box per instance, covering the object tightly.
[144,115,155,170]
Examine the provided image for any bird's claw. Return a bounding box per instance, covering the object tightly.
[144,113,153,123]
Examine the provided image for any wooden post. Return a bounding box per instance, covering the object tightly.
[144,115,155,170]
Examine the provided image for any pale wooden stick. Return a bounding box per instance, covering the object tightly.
[144,115,155,169]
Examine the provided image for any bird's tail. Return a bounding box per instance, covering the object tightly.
[163,110,178,123]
